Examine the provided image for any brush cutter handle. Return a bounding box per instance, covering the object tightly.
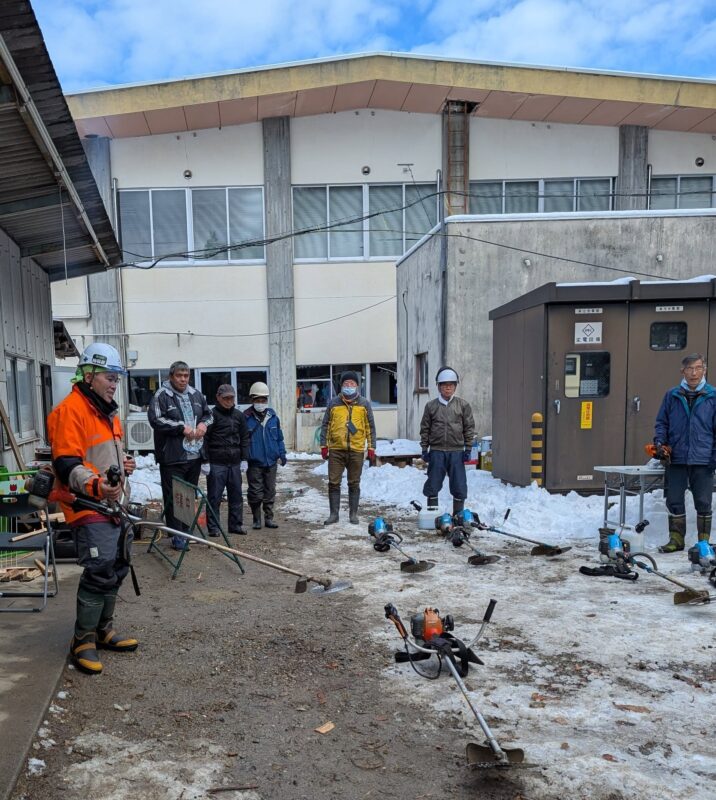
[483,599,497,623]
[384,604,408,639]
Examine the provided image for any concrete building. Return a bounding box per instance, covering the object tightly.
[54,53,716,449]
[0,2,121,470]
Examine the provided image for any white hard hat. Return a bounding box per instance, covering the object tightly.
[249,381,269,397]
[78,343,126,374]
[435,366,459,384]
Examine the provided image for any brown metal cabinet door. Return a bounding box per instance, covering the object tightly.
[625,301,710,464]
[546,304,628,492]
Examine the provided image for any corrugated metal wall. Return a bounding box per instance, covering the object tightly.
[0,226,54,468]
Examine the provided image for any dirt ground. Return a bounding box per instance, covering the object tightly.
[10,463,534,800]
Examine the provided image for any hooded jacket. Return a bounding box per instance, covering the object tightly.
[244,407,286,467]
[654,383,716,465]
[148,380,212,465]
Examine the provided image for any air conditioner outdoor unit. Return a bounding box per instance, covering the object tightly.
[126,412,155,452]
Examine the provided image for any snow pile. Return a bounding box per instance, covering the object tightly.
[127,453,163,503]
[286,451,322,461]
[375,438,421,456]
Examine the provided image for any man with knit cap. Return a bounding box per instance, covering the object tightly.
[654,353,716,553]
[420,366,475,516]
[48,343,138,675]
[320,371,376,525]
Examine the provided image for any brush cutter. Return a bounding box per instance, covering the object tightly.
[61,483,351,596]
[468,509,572,557]
[629,551,710,606]
[385,599,526,769]
[368,518,435,573]
[448,522,500,566]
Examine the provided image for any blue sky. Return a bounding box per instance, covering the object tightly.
[34,0,716,93]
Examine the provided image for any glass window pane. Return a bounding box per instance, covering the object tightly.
[650,322,687,351]
[329,186,363,258]
[369,185,402,257]
[332,363,364,396]
[129,370,161,410]
[370,362,397,405]
[152,190,187,260]
[293,187,327,259]
[192,189,227,261]
[544,180,575,212]
[118,191,151,262]
[297,365,332,408]
[199,371,232,405]
[5,357,18,433]
[564,352,610,398]
[578,179,611,211]
[16,359,35,437]
[650,177,677,210]
[679,176,713,209]
[236,370,268,406]
[405,184,437,249]
[469,182,502,214]
[229,188,265,260]
[505,181,538,213]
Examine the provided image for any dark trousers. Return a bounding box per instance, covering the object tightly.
[328,450,364,491]
[207,463,244,532]
[664,464,714,516]
[423,450,467,501]
[75,520,132,595]
[247,464,277,518]
[159,459,202,531]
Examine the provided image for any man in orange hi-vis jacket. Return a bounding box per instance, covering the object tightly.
[47,343,138,675]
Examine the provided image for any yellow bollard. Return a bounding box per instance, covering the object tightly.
[530,412,544,487]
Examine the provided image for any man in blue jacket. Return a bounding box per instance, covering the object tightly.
[654,353,716,553]
[244,381,287,530]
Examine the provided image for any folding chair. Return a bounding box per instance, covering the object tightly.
[0,470,59,613]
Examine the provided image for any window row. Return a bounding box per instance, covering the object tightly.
[118,188,266,264]
[649,175,716,210]
[469,178,615,215]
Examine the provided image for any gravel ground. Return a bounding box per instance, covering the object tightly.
[10,463,529,800]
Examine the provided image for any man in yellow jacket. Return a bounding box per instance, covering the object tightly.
[319,371,376,525]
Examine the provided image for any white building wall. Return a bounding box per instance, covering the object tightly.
[291,110,441,184]
[110,124,264,188]
[293,261,396,364]
[648,130,716,175]
[470,118,619,179]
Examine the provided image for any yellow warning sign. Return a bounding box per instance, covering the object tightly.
[580,401,593,430]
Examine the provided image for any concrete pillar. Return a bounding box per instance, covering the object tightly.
[615,125,649,210]
[81,135,128,415]
[441,101,470,217]
[262,117,296,449]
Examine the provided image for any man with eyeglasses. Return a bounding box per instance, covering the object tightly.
[48,343,138,675]
[654,353,716,553]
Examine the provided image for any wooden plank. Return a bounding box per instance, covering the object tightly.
[9,527,46,542]
[33,558,45,574]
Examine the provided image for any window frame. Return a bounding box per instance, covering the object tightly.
[649,174,716,210]
[118,186,267,267]
[415,353,429,394]
[469,177,615,215]
[3,354,38,443]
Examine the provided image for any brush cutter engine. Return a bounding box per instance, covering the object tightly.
[410,608,454,641]
[688,540,716,584]
[435,512,454,535]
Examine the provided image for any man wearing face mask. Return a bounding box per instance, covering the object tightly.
[244,382,287,530]
[654,353,716,553]
[320,371,376,525]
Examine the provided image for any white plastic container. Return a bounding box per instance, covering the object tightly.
[418,507,440,530]
[622,528,645,554]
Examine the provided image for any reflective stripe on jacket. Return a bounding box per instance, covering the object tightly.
[47,385,125,525]
[320,395,376,452]
[419,396,475,452]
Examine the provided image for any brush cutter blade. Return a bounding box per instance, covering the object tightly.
[673,588,710,605]
[468,554,500,566]
[309,579,353,596]
[294,576,308,593]
[399,559,435,573]
[466,742,525,768]
[530,544,572,557]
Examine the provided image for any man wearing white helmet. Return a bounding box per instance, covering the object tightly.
[419,366,475,515]
[244,381,287,529]
[47,342,138,675]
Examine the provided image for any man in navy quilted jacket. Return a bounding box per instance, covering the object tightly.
[654,353,716,553]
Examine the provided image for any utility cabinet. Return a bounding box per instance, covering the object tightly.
[489,278,716,493]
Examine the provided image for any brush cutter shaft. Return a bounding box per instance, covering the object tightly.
[441,656,508,765]
[630,552,700,592]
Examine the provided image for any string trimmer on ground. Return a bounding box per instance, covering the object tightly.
[467,509,572,557]
[368,517,435,573]
[580,523,710,605]
[448,509,500,566]
[384,599,526,769]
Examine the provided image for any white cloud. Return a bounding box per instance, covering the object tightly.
[32,0,716,91]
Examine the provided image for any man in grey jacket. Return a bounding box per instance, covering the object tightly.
[148,361,212,549]
[420,366,475,515]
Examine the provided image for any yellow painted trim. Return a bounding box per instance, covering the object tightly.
[66,53,716,120]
